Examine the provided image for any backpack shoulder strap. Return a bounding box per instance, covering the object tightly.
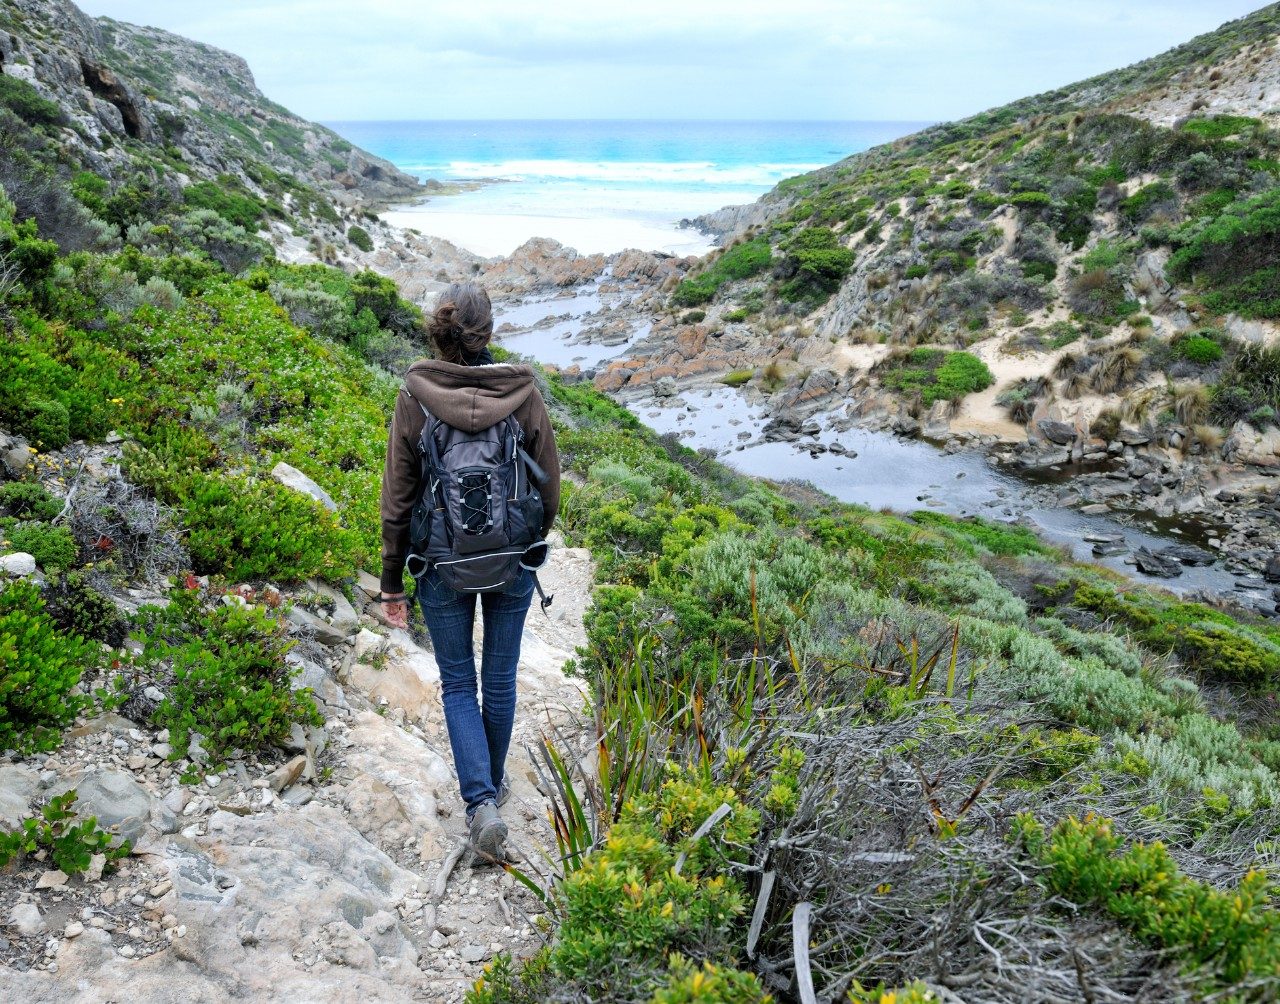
[402,388,446,469]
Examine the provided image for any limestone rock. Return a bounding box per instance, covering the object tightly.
[271,462,337,511]
[286,606,348,646]
[0,764,41,827]
[7,901,47,937]
[0,552,38,577]
[49,768,155,847]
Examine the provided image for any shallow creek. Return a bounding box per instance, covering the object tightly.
[495,291,1275,608]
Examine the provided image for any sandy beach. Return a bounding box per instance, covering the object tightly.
[381,203,716,258]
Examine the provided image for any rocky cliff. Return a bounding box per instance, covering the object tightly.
[0,0,422,208]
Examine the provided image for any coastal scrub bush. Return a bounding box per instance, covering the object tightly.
[42,572,128,648]
[0,580,96,754]
[1210,344,1280,427]
[182,177,267,229]
[777,227,855,303]
[174,209,270,275]
[1173,332,1223,364]
[472,779,756,1002]
[346,224,374,252]
[1167,188,1280,318]
[876,348,994,406]
[0,482,61,521]
[0,790,131,874]
[1119,181,1178,224]
[1069,582,1280,683]
[0,76,66,128]
[671,238,771,306]
[129,586,321,762]
[179,472,360,583]
[1,520,77,570]
[1016,813,1280,987]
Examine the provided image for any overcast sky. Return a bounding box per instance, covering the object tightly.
[75,1,1266,122]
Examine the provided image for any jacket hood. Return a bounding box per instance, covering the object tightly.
[402,359,536,433]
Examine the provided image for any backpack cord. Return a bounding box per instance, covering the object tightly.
[531,572,554,613]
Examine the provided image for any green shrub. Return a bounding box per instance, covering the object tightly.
[681,310,706,324]
[1119,181,1178,224]
[650,958,771,1003]
[877,347,993,406]
[1173,333,1223,365]
[1179,115,1260,141]
[180,472,360,583]
[1167,188,1280,318]
[909,511,1054,557]
[0,790,131,874]
[1071,583,1280,683]
[174,209,270,275]
[778,227,855,303]
[1017,813,1280,986]
[346,225,374,252]
[182,178,267,229]
[0,75,66,128]
[2,521,77,570]
[11,398,70,450]
[1210,344,1280,427]
[1011,191,1052,210]
[671,238,772,307]
[42,572,127,648]
[722,307,749,322]
[1021,259,1056,281]
[904,263,929,280]
[0,580,96,754]
[0,482,61,521]
[131,586,322,762]
[720,370,752,388]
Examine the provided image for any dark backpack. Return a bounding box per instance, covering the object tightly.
[404,395,553,610]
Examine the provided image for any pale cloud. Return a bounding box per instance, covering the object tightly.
[74,0,1266,120]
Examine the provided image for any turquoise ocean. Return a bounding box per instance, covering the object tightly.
[325,120,930,255]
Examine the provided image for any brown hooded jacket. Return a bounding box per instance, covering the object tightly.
[379,360,560,594]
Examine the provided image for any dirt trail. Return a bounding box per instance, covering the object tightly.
[0,539,594,1003]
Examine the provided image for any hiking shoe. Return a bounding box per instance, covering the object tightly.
[496,775,511,808]
[468,801,507,860]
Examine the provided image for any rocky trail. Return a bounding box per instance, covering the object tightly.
[0,539,595,1002]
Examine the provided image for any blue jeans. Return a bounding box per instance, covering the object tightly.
[417,568,534,817]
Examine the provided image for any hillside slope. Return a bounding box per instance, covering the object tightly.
[600,4,1280,579]
[0,0,421,208]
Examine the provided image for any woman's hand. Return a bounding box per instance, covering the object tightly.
[380,593,409,629]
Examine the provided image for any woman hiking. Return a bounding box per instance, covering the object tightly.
[378,281,561,860]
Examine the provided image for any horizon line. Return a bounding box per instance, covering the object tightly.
[320,117,939,126]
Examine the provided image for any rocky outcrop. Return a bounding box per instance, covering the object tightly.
[481,238,607,293]
[0,0,421,208]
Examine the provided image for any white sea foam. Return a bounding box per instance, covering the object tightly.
[398,158,824,188]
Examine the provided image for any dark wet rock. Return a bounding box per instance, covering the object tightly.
[1134,547,1184,578]
[1158,544,1216,567]
[1093,542,1129,557]
[1266,554,1280,583]
[1037,420,1077,446]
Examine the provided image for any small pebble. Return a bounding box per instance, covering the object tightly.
[64,922,84,939]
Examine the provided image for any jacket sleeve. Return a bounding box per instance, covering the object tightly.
[379,391,421,594]
[524,389,561,535]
